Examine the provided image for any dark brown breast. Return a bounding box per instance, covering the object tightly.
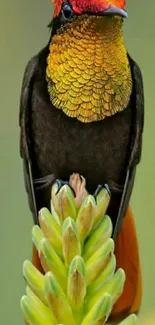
[31,78,133,186]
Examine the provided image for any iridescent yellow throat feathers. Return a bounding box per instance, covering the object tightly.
[46,16,132,123]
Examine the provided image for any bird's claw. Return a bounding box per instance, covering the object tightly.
[55,179,76,196]
[93,183,111,200]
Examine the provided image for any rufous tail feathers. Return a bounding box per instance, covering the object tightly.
[111,206,142,319]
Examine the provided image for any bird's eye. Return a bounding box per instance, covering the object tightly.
[62,2,73,20]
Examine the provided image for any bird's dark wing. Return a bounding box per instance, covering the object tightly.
[19,48,56,224]
[112,54,144,239]
[19,54,39,223]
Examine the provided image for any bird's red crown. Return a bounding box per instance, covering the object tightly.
[52,0,126,17]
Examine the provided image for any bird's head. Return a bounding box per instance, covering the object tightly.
[51,0,127,21]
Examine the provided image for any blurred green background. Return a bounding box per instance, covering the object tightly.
[0,0,155,323]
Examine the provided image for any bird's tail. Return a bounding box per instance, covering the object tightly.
[111,206,142,319]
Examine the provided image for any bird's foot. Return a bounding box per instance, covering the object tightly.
[93,183,111,200]
[55,175,111,208]
[55,178,76,196]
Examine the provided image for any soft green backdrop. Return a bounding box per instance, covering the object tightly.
[0,0,154,324]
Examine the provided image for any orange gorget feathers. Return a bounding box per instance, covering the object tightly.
[46,15,132,123]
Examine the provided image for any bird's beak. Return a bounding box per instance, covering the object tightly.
[97,5,128,18]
